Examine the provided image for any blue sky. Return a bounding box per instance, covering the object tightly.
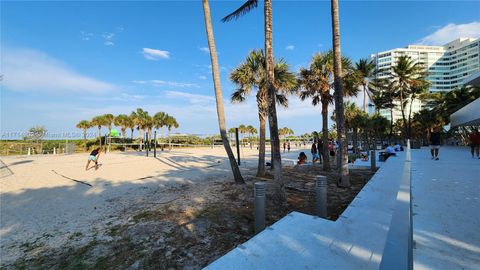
[1,0,479,139]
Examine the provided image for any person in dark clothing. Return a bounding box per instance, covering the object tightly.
[311,143,320,163]
[429,128,442,160]
[86,147,101,170]
[317,140,323,163]
[287,142,291,152]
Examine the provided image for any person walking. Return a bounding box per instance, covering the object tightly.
[283,142,286,153]
[429,127,441,160]
[287,142,291,152]
[311,142,320,164]
[469,129,480,159]
[317,139,323,163]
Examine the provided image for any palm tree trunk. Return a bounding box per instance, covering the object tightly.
[168,128,172,150]
[408,96,414,139]
[389,107,394,141]
[321,100,331,171]
[399,90,408,142]
[202,0,244,184]
[83,129,87,151]
[130,128,134,141]
[363,83,367,112]
[331,0,350,187]
[98,127,102,148]
[264,0,285,202]
[353,127,358,154]
[257,107,267,177]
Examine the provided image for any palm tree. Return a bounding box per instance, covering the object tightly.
[369,78,396,139]
[247,125,257,149]
[153,112,167,141]
[76,120,91,151]
[164,115,179,150]
[223,0,284,201]
[330,0,349,187]
[238,124,247,146]
[390,55,427,139]
[114,114,130,151]
[202,0,244,184]
[128,112,137,141]
[131,108,149,150]
[355,58,375,112]
[298,52,333,171]
[114,114,130,140]
[91,115,107,149]
[230,49,297,177]
[343,102,364,153]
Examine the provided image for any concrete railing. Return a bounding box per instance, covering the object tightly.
[379,140,413,270]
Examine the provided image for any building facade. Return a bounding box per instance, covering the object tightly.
[369,38,479,121]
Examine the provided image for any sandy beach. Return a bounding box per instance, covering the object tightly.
[0,146,304,266]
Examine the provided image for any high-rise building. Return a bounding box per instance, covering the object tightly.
[369,38,479,121]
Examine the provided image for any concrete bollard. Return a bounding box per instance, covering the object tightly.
[53,147,56,155]
[406,139,411,161]
[27,147,31,156]
[316,175,328,218]
[370,150,376,171]
[254,182,266,234]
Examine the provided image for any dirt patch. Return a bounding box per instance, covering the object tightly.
[6,166,375,269]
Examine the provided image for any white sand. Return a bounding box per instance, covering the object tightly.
[0,146,304,265]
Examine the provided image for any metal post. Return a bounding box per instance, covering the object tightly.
[154,131,157,158]
[28,147,31,156]
[316,175,328,218]
[235,128,241,165]
[370,150,376,171]
[54,147,56,155]
[254,182,266,234]
[145,133,149,157]
[406,139,411,161]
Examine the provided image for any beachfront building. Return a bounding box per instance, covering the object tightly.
[369,37,480,121]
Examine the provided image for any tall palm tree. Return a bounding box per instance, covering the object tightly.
[223,0,284,201]
[153,112,167,141]
[76,120,91,151]
[103,113,115,152]
[230,49,297,177]
[131,108,149,150]
[202,0,244,184]
[355,58,375,112]
[128,112,137,141]
[91,115,107,149]
[391,55,426,139]
[369,78,396,139]
[164,115,179,150]
[330,0,349,187]
[114,114,130,140]
[298,52,333,171]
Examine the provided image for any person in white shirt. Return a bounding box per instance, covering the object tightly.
[385,144,396,157]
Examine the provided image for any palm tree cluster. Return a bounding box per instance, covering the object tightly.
[75,108,179,151]
[228,125,258,148]
[411,85,479,144]
[369,55,430,140]
[202,0,358,196]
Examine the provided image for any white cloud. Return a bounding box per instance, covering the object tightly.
[163,90,215,105]
[80,31,93,41]
[285,45,295,50]
[198,75,207,80]
[132,80,199,88]
[199,47,210,53]
[2,48,115,94]
[418,22,480,45]
[102,32,115,46]
[142,48,170,60]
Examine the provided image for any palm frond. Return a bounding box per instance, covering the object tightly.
[221,0,258,22]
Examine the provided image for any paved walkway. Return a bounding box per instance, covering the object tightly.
[412,147,480,269]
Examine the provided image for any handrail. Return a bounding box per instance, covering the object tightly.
[379,140,413,270]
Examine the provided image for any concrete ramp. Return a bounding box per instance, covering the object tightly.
[206,153,407,269]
